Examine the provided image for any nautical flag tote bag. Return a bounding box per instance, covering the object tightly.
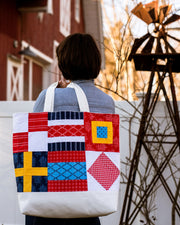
[12,82,120,218]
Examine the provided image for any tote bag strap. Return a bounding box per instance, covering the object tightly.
[67,82,90,112]
[44,82,90,112]
[44,82,58,112]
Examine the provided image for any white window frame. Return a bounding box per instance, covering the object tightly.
[60,0,71,36]
[75,0,80,23]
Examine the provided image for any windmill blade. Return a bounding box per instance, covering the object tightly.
[163,14,180,26]
[166,33,180,43]
[128,33,150,60]
[131,3,153,24]
[164,5,172,17]
[148,8,158,22]
[144,0,158,11]
[162,35,176,53]
[166,27,180,31]
[166,41,176,53]
[142,36,155,53]
[159,5,172,19]
[144,0,158,21]
[159,5,169,23]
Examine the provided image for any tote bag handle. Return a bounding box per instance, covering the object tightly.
[43,82,90,112]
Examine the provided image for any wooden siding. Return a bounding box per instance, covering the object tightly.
[0,1,21,100]
[71,0,84,33]
[32,62,43,100]
[0,0,85,100]
[20,0,84,59]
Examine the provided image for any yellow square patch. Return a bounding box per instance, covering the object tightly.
[91,121,113,144]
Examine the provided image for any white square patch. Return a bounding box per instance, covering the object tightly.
[13,113,28,133]
[28,131,48,152]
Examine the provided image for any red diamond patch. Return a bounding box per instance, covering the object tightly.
[88,153,119,190]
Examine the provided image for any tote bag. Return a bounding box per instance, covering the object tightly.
[12,82,120,218]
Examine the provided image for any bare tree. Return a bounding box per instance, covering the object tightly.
[96,0,137,101]
[97,1,180,224]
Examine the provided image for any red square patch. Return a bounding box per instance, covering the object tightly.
[13,132,28,153]
[28,112,48,132]
[84,112,119,152]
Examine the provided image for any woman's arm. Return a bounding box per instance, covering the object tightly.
[33,89,47,112]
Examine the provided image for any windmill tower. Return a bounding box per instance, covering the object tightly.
[120,1,180,224]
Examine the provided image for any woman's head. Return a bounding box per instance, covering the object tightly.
[56,33,101,80]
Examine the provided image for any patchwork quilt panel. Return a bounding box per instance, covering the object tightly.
[13,111,120,192]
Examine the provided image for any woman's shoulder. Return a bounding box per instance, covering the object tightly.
[89,85,114,103]
[84,85,115,114]
[33,87,75,112]
[33,89,47,112]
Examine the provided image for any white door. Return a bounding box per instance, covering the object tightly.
[7,58,23,101]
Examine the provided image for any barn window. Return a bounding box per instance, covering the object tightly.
[60,0,71,36]
[75,0,80,23]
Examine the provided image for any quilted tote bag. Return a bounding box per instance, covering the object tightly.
[13,82,120,218]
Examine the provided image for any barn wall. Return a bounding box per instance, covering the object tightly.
[0,1,21,100]
[0,0,85,100]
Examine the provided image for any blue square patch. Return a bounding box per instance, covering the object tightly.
[96,126,108,138]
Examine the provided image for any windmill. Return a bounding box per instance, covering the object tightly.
[120,1,180,224]
[128,1,180,71]
[129,1,180,55]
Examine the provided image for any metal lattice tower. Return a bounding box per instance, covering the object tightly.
[120,1,180,224]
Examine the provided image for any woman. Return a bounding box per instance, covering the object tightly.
[27,33,115,225]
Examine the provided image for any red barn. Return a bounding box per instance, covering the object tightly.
[0,0,104,101]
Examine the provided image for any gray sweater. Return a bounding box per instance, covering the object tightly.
[33,80,115,114]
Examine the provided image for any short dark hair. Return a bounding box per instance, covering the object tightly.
[56,33,101,80]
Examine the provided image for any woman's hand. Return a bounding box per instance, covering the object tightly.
[57,74,70,88]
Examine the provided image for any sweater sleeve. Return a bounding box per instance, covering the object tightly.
[33,89,47,112]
